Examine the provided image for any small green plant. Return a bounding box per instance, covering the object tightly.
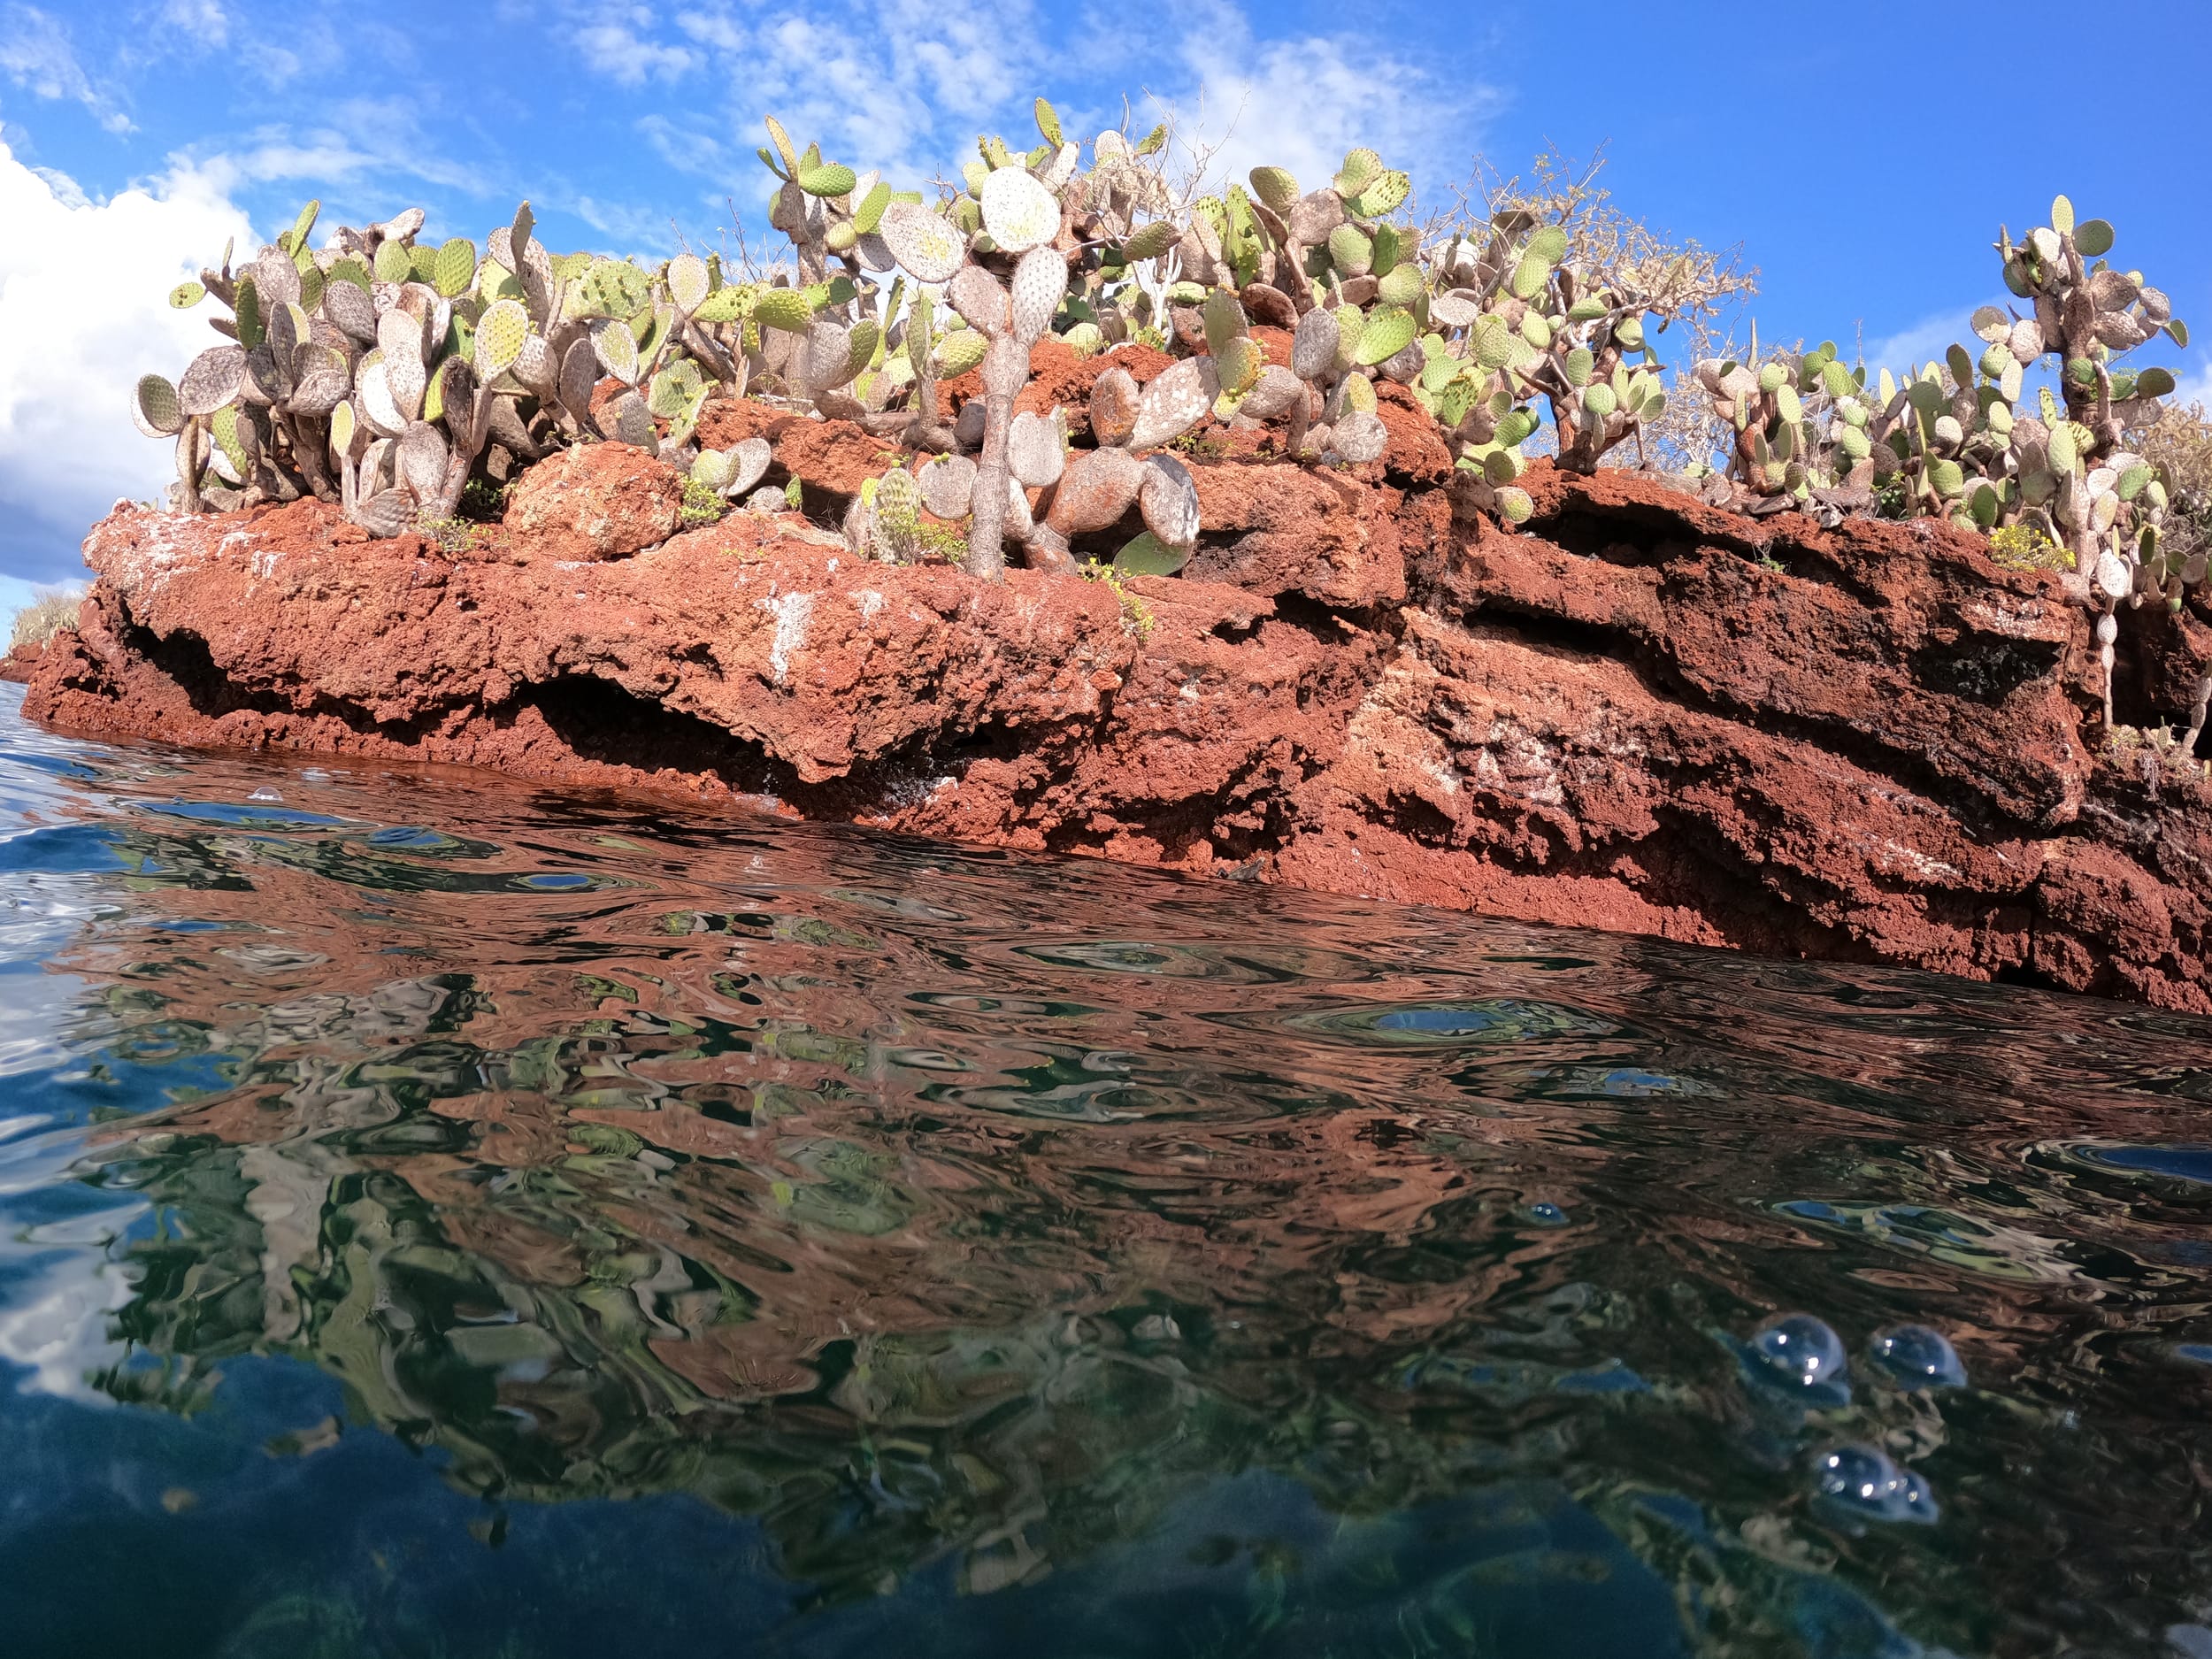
[418,516,486,554]
[1080,563,1155,639]
[1988,521,2069,572]
[457,475,508,522]
[679,476,727,526]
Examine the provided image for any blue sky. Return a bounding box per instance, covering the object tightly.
[1,0,2206,614]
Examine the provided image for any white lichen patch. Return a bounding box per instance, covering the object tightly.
[762,591,815,686]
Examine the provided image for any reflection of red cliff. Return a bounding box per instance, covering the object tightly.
[24,425,2212,1009]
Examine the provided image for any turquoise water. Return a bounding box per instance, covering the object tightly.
[3,681,2211,1657]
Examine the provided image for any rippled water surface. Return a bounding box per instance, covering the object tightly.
[5,684,2212,1658]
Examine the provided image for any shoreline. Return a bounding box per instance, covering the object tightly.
[21,404,2212,1010]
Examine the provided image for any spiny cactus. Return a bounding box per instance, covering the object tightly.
[125,118,2208,748]
[1686,196,2193,735]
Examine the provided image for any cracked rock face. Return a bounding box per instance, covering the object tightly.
[22,420,2212,1010]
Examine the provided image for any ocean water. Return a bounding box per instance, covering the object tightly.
[2,681,2210,1658]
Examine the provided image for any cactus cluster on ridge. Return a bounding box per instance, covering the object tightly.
[1689,196,2193,736]
[126,101,2200,741]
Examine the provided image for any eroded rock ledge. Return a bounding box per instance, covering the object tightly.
[24,434,2212,1010]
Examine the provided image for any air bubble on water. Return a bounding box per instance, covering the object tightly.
[1870,1324,1967,1390]
[248,787,282,803]
[1527,1202,1569,1225]
[1812,1442,1940,1525]
[1748,1313,1852,1405]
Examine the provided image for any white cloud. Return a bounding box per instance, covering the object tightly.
[158,0,232,47]
[1160,5,1503,207]
[0,5,134,134]
[0,141,256,585]
[569,1,701,85]
[1858,304,1993,377]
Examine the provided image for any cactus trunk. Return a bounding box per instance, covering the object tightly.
[964,335,1026,580]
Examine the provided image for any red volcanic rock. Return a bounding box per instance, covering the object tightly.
[0,640,44,684]
[25,426,2212,1011]
[503,442,682,561]
[1185,464,1404,608]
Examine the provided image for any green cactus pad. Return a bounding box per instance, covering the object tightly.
[1112,531,1190,578]
[1333,147,1383,200]
[854,180,893,234]
[1212,335,1263,395]
[168,280,205,310]
[1368,223,1402,276]
[1374,264,1424,308]
[1351,170,1410,219]
[1473,318,1514,371]
[1119,219,1178,264]
[1582,382,1619,419]
[133,373,183,437]
[1508,252,1550,302]
[753,288,815,334]
[1526,226,1569,267]
[1326,224,1374,276]
[1564,347,1594,387]
[2048,194,2075,235]
[693,284,751,324]
[1565,297,1607,324]
[933,328,988,377]
[432,238,477,299]
[799,163,856,198]
[1356,306,1417,367]
[1033,97,1064,145]
[763,114,798,176]
[590,318,641,384]
[2135,366,2177,397]
[1248,166,1300,211]
[1494,486,1534,524]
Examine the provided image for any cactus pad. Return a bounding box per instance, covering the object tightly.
[1128,357,1220,450]
[918,452,977,518]
[132,374,184,437]
[1290,308,1341,380]
[1043,445,1145,535]
[934,329,989,378]
[1139,452,1201,547]
[752,288,814,334]
[979,167,1061,254]
[1333,410,1387,465]
[798,163,856,198]
[1090,365,1141,446]
[1326,224,1374,276]
[473,299,531,382]
[1007,411,1064,488]
[1120,219,1178,263]
[1248,166,1300,211]
[178,346,245,418]
[878,201,966,283]
[1356,306,1417,367]
[1333,148,1383,201]
[1010,247,1068,346]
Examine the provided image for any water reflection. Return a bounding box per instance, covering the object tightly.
[3,686,2212,1656]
